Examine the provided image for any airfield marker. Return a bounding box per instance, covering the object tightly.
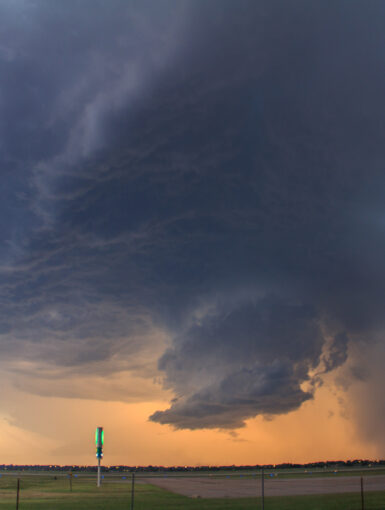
[95,426,104,487]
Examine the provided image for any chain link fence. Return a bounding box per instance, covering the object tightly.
[1,469,385,509]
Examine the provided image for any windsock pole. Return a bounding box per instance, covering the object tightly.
[97,456,101,487]
[95,427,104,487]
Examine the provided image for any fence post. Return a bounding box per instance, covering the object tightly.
[131,472,135,510]
[261,467,264,510]
[361,476,365,510]
[16,478,20,510]
[69,472,73,492]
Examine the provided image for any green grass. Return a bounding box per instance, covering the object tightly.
[0,474,383,509]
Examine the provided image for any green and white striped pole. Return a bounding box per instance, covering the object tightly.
[95,427,104,487]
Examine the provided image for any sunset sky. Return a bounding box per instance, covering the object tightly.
[0,0,384,466]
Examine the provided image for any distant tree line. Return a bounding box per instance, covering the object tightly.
[0,459,384,473]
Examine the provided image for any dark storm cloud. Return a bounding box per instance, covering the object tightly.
[0,0,385,434]
[0,0,190,396]
[151,296,322,429]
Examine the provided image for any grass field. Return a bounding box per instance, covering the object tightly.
[0,472,383,509]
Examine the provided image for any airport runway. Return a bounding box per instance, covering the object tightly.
[144,474,385,498]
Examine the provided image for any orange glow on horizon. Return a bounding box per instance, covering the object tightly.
[0,378,380,466]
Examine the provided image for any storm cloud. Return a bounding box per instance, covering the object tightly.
[151,296,325,428]
[0,0,385,439]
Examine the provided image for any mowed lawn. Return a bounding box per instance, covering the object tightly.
[0,474,384,510]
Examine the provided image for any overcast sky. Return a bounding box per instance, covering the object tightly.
[0,0,385,464]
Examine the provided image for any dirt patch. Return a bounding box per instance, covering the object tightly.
[144,475,385,498]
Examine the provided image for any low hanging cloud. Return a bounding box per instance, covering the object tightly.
[150,296,348,429]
